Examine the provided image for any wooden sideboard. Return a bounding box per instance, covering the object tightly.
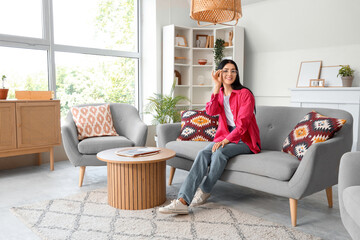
[290,88,360,151]
[0,100,61,170]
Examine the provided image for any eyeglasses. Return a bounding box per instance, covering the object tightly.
[222,69,238,75]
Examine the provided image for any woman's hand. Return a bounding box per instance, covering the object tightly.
[212,139,230,152]
[211,69,222,94]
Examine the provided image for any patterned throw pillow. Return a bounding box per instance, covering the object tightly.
[282,111,346,160]
[71,104,118,140]
[177,110,219,141]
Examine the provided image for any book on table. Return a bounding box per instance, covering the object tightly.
[115,147,161,157]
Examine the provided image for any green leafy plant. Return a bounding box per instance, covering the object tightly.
[145,81,188,125]
[337,65,355,77]
[1,75,6,89]
[213,38,225,69]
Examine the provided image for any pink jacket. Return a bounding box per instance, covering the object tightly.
[206,88,261,154]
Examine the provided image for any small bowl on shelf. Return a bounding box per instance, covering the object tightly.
[198,59,207,65]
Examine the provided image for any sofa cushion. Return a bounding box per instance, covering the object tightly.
[166,141,211,160]
[225,150,300,181]
[166,141,299,181]
[282,111,346,160]
[78,136,134,154]
[177,110,218,142]
[71,104,118,140]
[343,186,360,228]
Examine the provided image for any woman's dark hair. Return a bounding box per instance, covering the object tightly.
[217,59,256,113]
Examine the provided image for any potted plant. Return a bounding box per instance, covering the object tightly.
[0,75,9,100]
[213,38,225,70]
[145,81,188,146]
[337,65,355,87]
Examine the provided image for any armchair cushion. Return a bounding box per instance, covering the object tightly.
[78,136,134,154]
[177,110,218,142]
[71,104,118,140]
[343,186,360,228]
[282,111,346,160]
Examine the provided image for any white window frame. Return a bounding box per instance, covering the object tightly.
[0,0,141,110]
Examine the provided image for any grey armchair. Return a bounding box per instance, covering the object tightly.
[62,103,148,186]
[339,152,360,240]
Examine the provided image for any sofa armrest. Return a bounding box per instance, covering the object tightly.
[156,123,181,148]
[339,152,360,195]
[126,120,148,146]
[61,120,82,166]
[289,134,352,199]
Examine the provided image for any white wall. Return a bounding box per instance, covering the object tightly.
[238,0,360,106]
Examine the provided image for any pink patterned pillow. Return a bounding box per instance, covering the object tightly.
[71,104,118,140]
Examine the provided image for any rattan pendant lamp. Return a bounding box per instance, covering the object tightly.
[190,0,242,26]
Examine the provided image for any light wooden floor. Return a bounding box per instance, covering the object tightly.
[0,161,351,240]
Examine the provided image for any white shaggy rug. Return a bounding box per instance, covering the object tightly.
[11,188,320,240]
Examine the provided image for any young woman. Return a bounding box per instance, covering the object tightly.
[159,59,261,214]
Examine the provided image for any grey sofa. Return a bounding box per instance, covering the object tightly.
[339,152,360,240]
[62,103,147,187]
[157,106,353,226]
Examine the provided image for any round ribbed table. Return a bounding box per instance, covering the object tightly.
[97,147,175,210]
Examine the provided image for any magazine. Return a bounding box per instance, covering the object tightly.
[115,147,161,157]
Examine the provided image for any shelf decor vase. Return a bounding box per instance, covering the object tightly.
[0,89,9,100]
[341,76,354,87]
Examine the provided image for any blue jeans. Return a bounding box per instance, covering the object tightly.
[177,141,252,204]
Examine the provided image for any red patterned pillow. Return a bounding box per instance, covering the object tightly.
[177,110,219,141]
[282,111,346,160]
[71,104,118,140]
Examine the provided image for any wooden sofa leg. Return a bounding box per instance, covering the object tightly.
[326,187,333,208]
[289,198,298,227]
[168,167,176,186]
[79,166,86,187]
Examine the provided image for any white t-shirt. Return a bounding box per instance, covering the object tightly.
[223,95,235,127]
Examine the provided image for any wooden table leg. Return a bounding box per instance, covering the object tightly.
[50,147,54,171]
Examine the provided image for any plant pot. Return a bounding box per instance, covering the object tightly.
[0,89,9,100]
[341,76,354,87]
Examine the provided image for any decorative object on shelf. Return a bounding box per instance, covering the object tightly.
[337,65,355,87]
[320,65,342,87]
[214,38,225,69]
[197,75,205,85]
[296,61,322,88]
[190,0,242,27]
[196,35,207,48]
[198,59,207,65]
[229,31,233,46]
[175,34,187,47]
[309,79,325,88]
[145,80,188,125]
[174,70,181,85]
[0,75,8,100]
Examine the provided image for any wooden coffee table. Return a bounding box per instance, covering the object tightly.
[97,147,175,210]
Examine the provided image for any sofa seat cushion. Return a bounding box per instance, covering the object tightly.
[166,141,211,160]
[166,141,299,181]
[343,186,360,227]
[78,136,134,154]
[225,150,300,181]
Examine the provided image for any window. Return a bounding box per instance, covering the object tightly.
[0,0,140,118]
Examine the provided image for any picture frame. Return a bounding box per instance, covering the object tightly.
[196,34,208,48]
[320,65,342,87]
[296,61,322,88]
[175,35,187,47]
[309,79,325,88]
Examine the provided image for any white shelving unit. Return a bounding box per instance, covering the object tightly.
[162,24,244,110]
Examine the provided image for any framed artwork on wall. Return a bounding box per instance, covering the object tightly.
[320,65,342,87]
[296,61,322,88]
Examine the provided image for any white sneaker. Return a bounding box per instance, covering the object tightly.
[159,199,189,214]
[190,188,211,207]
